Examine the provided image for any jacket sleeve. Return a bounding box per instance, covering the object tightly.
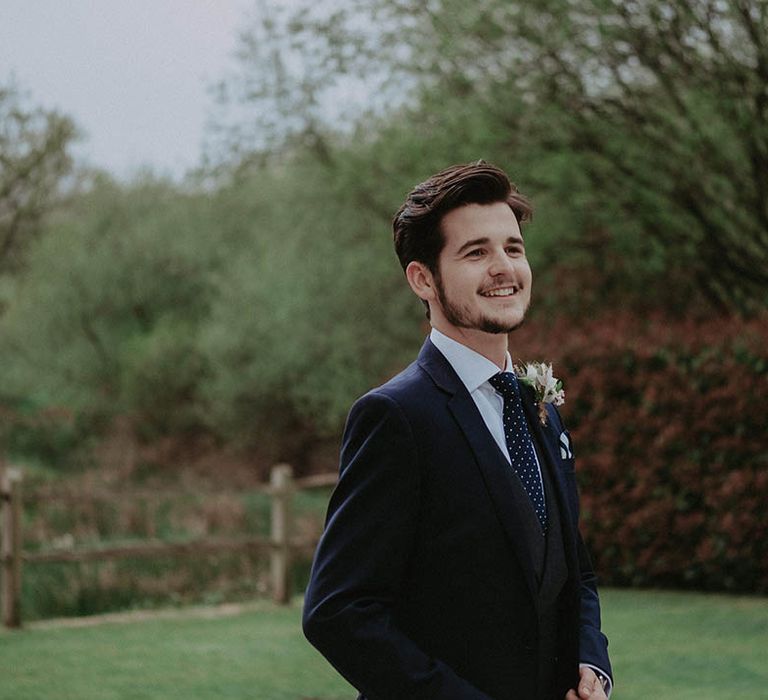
[575,530,613,682]
[302,391,495,700]
[548,406,613,684]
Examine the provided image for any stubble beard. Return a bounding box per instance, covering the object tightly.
[435,274,529,335]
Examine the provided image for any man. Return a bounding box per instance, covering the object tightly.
[303,161,613,700]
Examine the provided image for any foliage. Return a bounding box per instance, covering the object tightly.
[22,555,270,622]
[0,81,77,275]
[0,154,425,459]
[0,175,219,439]
[216,0,768,312]
[17,481,330,621]
[198,157,420,448]
[511,312,768,593]
[0,400,97,472]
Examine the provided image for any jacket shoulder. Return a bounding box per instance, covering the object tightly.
[344,358,439,435]
[354,357,428,403]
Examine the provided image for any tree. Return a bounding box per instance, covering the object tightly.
[0,176,219,439]
[491,0,768,312]
[0,82,77,273]
[214,0,768,312]
[198,156,420,453]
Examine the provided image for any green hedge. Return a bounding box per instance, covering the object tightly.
[514,313,768,593]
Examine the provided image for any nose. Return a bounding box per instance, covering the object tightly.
[487,248,516,276]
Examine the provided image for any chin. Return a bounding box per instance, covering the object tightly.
[477,314,526,334]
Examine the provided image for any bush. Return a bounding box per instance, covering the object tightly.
[0,176,221,445]
[513,313,768,593]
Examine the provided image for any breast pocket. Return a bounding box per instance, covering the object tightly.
[558,429,575,467]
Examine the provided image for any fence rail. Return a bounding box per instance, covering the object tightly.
[0,464,337,629]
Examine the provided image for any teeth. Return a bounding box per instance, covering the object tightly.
[483,287,517,297]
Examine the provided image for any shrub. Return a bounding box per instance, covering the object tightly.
[513,313,768,593]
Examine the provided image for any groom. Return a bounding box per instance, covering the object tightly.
[303,161,613,699]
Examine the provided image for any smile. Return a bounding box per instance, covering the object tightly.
[480,286,519,297]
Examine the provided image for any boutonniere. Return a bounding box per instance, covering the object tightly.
[513,362,565,425]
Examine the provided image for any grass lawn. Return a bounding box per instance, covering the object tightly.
[1,589,766,700]
[600,589,768,699]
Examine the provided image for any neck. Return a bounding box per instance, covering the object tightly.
[431,323,508,369]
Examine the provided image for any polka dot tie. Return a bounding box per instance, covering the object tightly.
[488,372,548,532]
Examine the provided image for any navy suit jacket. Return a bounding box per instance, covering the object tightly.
[303,338,611,699]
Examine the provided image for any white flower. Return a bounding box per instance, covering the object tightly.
[514,361,565,424]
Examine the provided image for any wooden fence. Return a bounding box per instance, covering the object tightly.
[0,464,337,629]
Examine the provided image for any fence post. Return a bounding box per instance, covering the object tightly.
[1,467,23,629]
[270,464,294,605]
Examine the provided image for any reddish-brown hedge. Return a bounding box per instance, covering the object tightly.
[512,313,768,593]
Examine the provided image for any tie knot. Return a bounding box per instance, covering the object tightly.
[488,372,520,400]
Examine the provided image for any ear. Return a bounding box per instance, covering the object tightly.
[405,261,437,303]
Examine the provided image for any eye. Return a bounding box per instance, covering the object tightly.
[506,244,524,256]
[466,248,485,258]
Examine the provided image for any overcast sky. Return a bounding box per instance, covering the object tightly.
[0,0,255,179]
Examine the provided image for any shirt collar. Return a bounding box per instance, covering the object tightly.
[429,328,513,394]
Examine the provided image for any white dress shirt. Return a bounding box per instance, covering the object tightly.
[429,328,546,493]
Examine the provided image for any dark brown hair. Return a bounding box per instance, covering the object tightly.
[392,160,533,274]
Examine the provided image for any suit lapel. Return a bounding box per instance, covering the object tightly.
[418,339,539,601]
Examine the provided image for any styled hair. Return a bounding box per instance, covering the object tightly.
[392,160,533,274]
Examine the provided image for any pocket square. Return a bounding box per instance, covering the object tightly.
[559,431,574,459]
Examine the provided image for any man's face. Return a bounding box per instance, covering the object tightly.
[431,201,532,335]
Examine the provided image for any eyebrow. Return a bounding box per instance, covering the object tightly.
[454,235,524,256]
